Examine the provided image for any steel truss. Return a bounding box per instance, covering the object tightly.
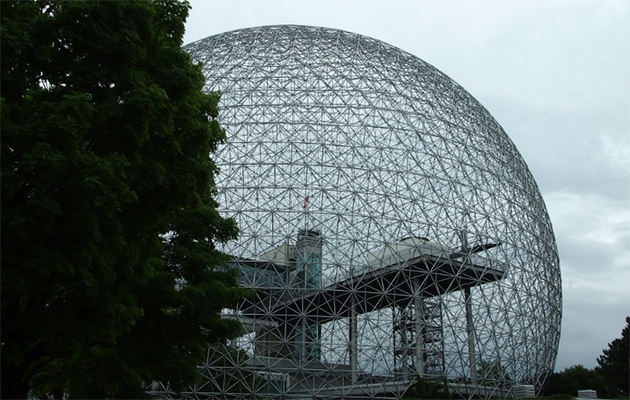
[149,25,562,399]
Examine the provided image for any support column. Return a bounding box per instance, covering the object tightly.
[300,318,307,362]
[401,309,409,381]
[349,294,358,383]
[414,277,425,376]
[465,287,477,385]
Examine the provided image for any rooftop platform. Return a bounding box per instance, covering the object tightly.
[239,252,504,324]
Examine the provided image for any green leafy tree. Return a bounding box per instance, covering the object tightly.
[542,372,572,396]
[403,376,451,399]
[1,1,248,398]
[556,365,608,398]
[596,316,630,396]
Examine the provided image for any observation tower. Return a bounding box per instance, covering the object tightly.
[150,25,562,399]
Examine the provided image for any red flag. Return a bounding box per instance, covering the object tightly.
[303,195,309,209]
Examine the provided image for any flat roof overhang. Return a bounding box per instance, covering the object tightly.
[238,255,504,324]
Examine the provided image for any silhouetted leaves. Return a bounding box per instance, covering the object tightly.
[1,1,247,398]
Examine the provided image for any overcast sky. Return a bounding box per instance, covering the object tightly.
[183,0,630,372]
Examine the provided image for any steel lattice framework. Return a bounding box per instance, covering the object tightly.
[150,25,562,399]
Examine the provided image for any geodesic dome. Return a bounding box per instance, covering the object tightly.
[153,25,562,399]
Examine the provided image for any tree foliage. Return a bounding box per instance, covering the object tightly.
[1,1,247,398]
[543,317,630,398]
[542,365,608,398]
[542,372,573,397]
[403,376,451,399]
[596,316,630,396]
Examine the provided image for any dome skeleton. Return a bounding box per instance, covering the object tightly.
[150,25,561,399]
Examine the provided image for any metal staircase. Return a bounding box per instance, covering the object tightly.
[393,297,444,379]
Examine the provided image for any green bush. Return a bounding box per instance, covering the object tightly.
[403,376,451,399]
